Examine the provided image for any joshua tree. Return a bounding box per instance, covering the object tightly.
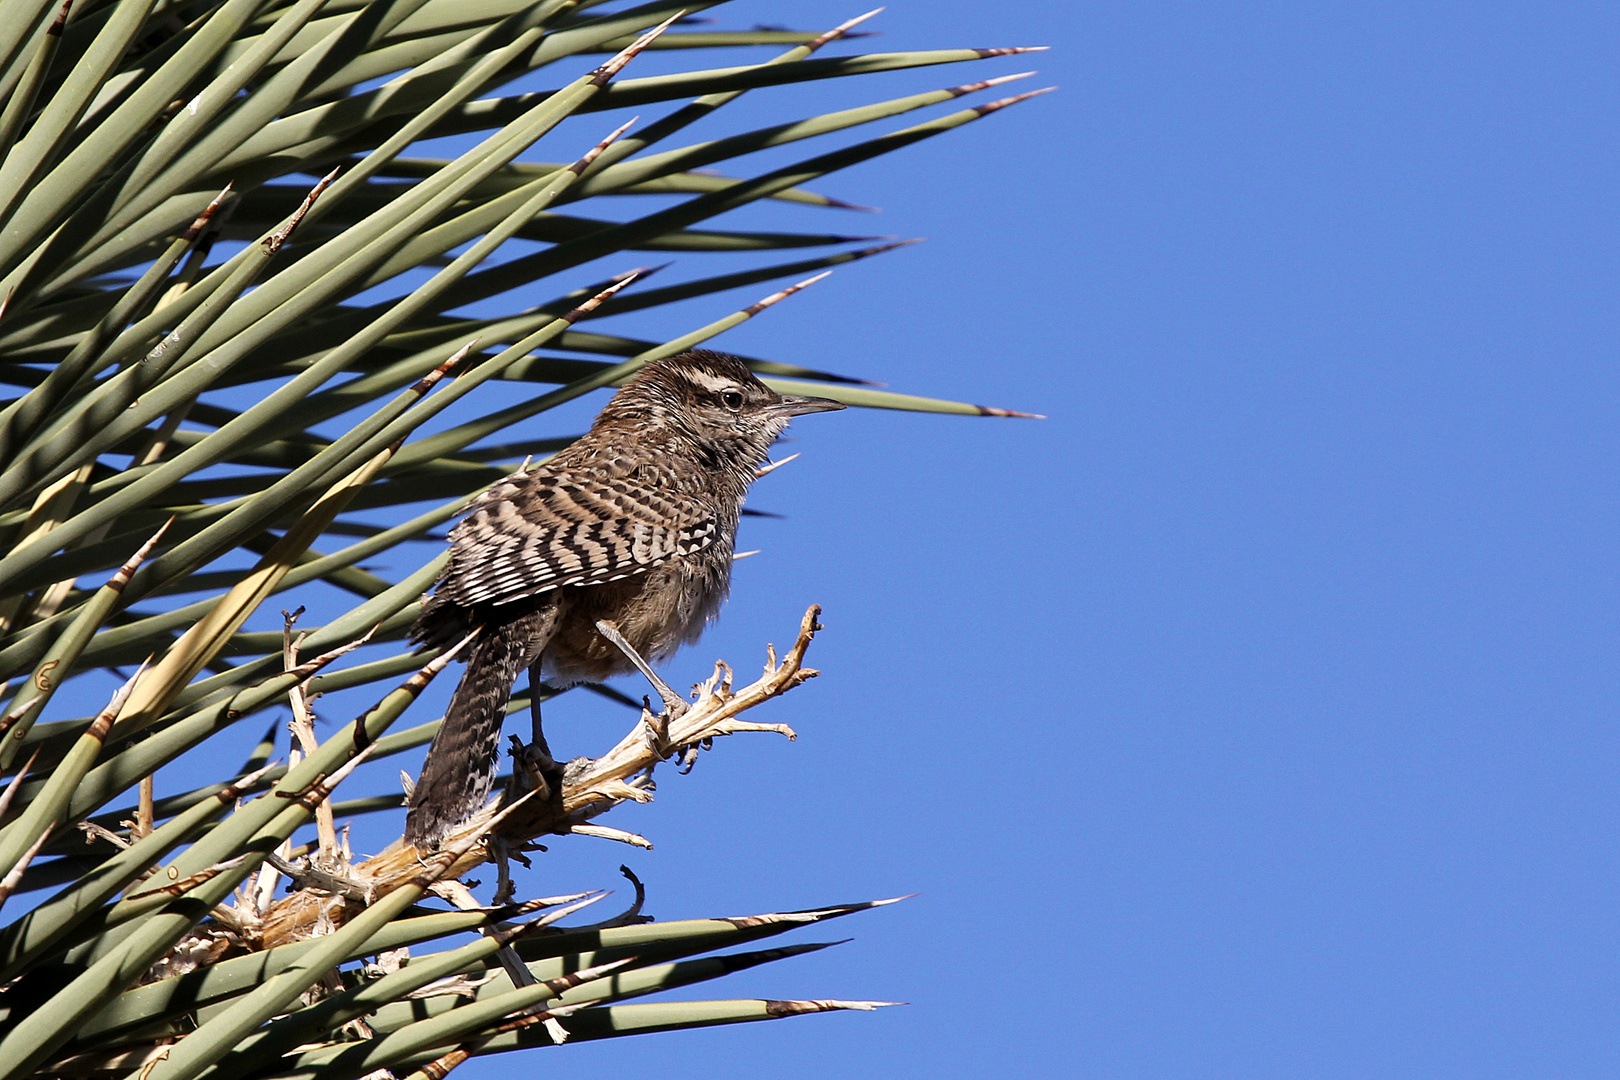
[0,3,1045,1077]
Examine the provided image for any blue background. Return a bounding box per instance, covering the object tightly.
[532,3,1616,1076]
[55,2,1620,1076]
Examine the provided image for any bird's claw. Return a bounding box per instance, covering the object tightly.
[507,734,560,803]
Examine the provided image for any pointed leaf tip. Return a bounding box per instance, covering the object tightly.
[976,405,1045,418]
[414,339,480,391]
[855,237,925,257]
[566,267,650,321]
[973,86,1058,116]
[107,516,174,592]
[823,196,882,212]
[590,9,685,85]
[948,70,1038,97]
[573,117,640,174]
[263,169,339,253]
[764,999,903,1016]
[182,186,235,240]
[744,270,832,315]
[807,7,886,50]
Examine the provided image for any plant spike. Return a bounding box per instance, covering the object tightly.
[435,83,1052,312]
[0,185,233,464]
[0,128,625,600]
[0,518,168,769]
[0,0,157,249]
[571,6,888,189]
[0,0,68,167]
[0,7,1048,1074]
[132,790,544,1080]
[0,659,147,893]
[0,635,473,1080]
[0,170,335,518]
[386,269,830,473]
[0,762,276,983]
[0,0,266,294]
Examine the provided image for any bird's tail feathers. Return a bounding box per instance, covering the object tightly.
[405,609,553,848]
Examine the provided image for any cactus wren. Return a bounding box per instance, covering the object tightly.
[405,350,845,846]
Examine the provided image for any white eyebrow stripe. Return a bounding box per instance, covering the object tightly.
[683,370,736,393]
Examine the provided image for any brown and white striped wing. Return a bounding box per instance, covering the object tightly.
[434,475,717,609]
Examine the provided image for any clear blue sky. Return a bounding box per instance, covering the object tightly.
[485,3,1613,1076]
[63,2,1620,1076]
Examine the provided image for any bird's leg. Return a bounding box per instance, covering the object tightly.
[526,662,554,766]
[595,619,688,721]
[510,662,565,812]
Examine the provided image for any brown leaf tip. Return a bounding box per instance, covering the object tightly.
[572,117,639,174]
[181,184,234,242]
[821,195,881,212]
[110,516,174,590]
[806,7,885,51]
[947,70,1037,98]
[413,339,479,392]
[263,168,338,254]
[852,237,925,259]
[764,999,901,1017]
[972,86,1058,117]
[976,405,1045,418]
[973,46,1050,57]
[588,10,683,85]
[744,270,832,315]
[564,267,648,322]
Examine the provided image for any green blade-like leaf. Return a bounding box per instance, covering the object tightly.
[0,0,265,284]
[0,662,431,1080]
[0,523,165,769]
[0,0,157,273]
[132,797,525,1080]
[437,89,1049,312]
[0,761,270,983]
[0,189,230,465]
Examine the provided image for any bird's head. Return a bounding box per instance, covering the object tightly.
[605,350,845,471]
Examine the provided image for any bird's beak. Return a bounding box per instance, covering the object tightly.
[775,394,846,416]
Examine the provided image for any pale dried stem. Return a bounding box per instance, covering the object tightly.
[134,774,154,839]
[283,609,337,868]
[0,464,92,632]
[256,607,823,948]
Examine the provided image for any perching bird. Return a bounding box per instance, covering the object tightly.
[405,350,845,847]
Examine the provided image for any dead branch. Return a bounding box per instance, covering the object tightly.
[256,606,823,948]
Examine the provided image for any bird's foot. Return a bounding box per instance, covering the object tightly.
[507,734,564,806]
[675,737,712,774]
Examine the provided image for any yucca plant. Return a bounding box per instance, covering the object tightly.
[0,2,1045,1076]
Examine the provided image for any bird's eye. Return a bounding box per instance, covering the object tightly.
[721,390,744,409]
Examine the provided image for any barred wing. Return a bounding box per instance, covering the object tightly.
[433,473,718,609]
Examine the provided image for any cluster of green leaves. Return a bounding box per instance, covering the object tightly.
[0,0,1042,1076]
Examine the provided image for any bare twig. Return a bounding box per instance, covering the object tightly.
[283,608,338,868]
[258,608,822,947]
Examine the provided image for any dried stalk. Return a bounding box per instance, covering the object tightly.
[256,606,824,948]
[282,608,338,867]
